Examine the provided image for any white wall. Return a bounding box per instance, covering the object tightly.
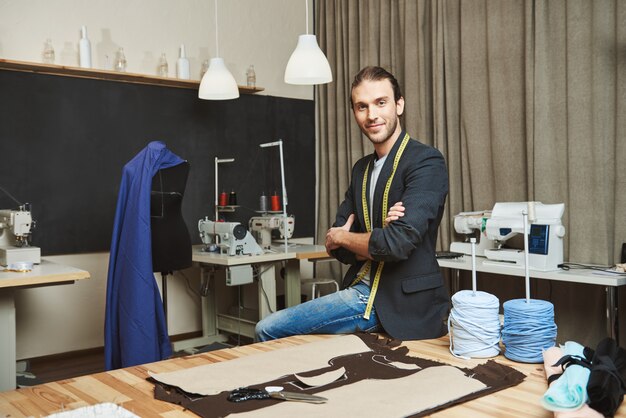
[14,253,203,360]
[0,0,314,100]
[1,0,316,360]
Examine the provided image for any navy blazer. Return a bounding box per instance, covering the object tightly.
[330,131,450,340]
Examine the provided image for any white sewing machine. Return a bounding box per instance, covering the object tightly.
[0,206,41,266]
[483,202,566,271]
[198,217,263,256]
[248,215,295,249]
[449,210,497,256]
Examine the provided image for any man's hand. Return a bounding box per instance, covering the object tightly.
[384,201,405,227]
[325,214,355,252]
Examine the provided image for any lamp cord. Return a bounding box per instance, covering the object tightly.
[214,0,219,57]
[305,0,309,34]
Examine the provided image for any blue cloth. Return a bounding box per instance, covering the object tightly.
[542,364,590,411]
[542,341,591,411]
[255,282,381,342]
[104,141,184,370]
[561,341,585,358]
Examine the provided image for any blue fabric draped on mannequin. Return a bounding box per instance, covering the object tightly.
[104,141,184,370]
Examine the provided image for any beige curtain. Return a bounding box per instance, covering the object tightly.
[315,0,625,345]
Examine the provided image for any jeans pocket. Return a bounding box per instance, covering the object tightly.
[357,293,369,304]
[352,284,371,304]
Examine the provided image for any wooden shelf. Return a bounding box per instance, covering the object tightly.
[0,58,264,94]
[217,205,239,212]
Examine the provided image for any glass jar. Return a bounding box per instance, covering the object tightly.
[114,47,127,72]
[42,39,55,64]
[157,53,168,77]
[246,65,256,88]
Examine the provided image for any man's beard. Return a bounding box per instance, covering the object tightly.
[363,115,399,145]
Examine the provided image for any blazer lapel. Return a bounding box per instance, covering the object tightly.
[371,131,406,228]
[356,156,375,232]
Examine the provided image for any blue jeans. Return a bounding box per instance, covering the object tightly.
[255,282,381,341]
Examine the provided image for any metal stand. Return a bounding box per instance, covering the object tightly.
[161,272,168,326]
[0,289,16,391]
[606,286,619,344]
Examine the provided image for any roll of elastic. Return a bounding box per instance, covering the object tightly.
[448,290,501,359]
[502,298,557,363]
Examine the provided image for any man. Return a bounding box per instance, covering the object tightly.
[255,66,449,342]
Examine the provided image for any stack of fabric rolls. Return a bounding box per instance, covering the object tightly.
[542,338,626,417]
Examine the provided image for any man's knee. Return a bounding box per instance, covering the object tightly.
[255,317,274,342]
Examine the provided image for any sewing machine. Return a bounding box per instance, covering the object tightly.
[0,206,41,266]
[248,215,295,249]
[198,217,263,257]
[483,202,565,271]
[449,210,497,256]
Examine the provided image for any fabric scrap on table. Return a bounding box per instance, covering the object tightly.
[151,333,525,418]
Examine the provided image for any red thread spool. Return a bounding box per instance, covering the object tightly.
[270,194,281,211]
[219,191,228,206]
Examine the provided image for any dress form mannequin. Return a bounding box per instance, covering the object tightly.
[151,161,192,322]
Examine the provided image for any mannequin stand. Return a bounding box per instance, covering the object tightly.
[161,272,170,324]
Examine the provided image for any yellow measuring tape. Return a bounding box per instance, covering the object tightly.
[350,133,410,319]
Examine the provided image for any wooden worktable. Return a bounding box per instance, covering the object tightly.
[0,261,89,289]
[1,334,622,418]
[0,260,90,392]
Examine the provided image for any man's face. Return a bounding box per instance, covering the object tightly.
[351,79,405,145]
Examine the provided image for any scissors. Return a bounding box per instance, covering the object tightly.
[228,387,327,404]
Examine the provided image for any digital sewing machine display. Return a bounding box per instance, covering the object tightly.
[497,225,550,255]
[528,224,549,255]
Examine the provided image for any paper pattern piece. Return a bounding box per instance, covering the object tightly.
[231,365,486,417]
[149,335,370,395]
[152,334,526,418]
[295,367,346,387]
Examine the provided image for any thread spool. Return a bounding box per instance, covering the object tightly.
[502,298,557,363]
[259,192,269,212]
[229,190,237,206]
[527,201,536,223]
[219,191,228,206]
[448,290,501,359]
[270,192,281,211]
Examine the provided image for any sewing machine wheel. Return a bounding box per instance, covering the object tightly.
[232,224,247,240]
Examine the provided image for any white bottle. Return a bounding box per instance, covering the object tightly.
[176,44,190,80]
[79,26,92,68]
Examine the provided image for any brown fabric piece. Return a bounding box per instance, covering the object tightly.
[149,335,370,395]
[152,334,525,417]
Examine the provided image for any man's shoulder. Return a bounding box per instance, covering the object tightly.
[405,136,444,158]
[352,153,373,170]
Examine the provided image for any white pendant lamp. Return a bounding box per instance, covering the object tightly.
[284,0,332,85]
[199,0,239,100]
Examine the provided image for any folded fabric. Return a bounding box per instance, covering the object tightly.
[562,341,585,358]
[542,341,590,411]
[542,347,602,418]
[542,364,590,411]
[586,338,626,417]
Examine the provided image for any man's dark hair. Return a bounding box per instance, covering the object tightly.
[350,66,403,106]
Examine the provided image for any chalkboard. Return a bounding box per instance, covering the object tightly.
[0,70,315,255]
